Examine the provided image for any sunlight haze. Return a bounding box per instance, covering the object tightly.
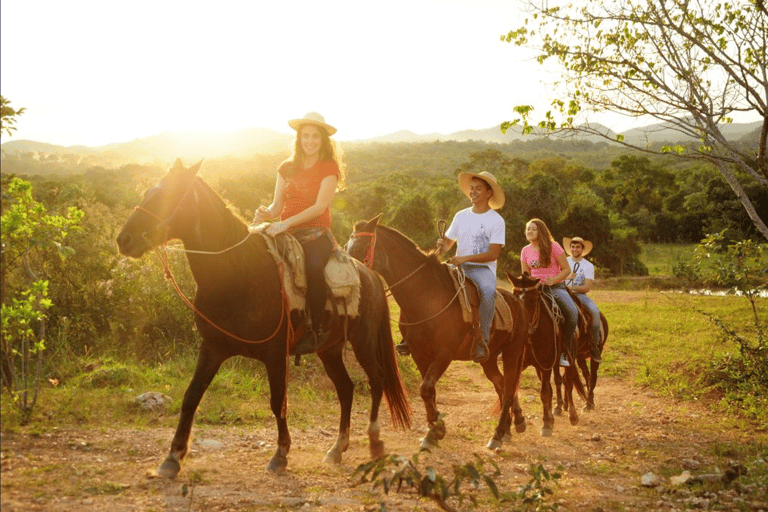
[0,0,714,148]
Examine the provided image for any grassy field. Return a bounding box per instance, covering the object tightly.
[639,243,696,276]
[1,286,764,432]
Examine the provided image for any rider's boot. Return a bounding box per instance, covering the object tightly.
[470,325,490,364]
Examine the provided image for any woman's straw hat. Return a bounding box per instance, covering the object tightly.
[458,171,505,210]
[288,112,337,136]
[563,236,593,257]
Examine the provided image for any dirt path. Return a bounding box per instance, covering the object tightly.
[2,361,766,511]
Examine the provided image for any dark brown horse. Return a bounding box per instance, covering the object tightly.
[347,215,528,452]
[116,160,410,475]
[553,290,609,414]
[507,272,588,435]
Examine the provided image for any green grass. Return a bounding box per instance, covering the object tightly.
[640,243,696,277]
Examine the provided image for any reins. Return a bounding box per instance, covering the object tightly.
[136,178,292,346]
[513,281,559,370]
[349,230,428,295]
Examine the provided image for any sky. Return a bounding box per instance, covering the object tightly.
[1,0,755,148]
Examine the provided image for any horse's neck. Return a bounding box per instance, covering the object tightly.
[181,196,272,292]
[379,231,451,307]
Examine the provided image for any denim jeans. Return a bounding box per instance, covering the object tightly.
[543,284,578,354]
[461,264,497,342]
[574,292,601,348]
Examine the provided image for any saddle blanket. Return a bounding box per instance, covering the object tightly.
[449,267,514,332]
[260,231,361,318]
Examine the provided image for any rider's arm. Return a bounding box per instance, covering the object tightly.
[569,278,593,294]
[449,243,502,265]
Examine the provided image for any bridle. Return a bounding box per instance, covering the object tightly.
[513,280,560,370]
[349,229,428,295]
[132,177,291,346]
[349,230,377,269]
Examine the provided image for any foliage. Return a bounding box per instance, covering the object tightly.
[0,96,25,139]
[503,0,768,240]
[0,177,82,423]
[354,453,561,512]
[692,232,767,418]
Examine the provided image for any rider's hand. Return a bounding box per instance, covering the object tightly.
[436,237,448,254]
[253,205,271,223]
[265,220,289,237]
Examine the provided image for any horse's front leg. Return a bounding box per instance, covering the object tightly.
[419,359,451,451]
[317,346,353,463]
[584,359,599,411]
[538,369,555,437]
[159,343,225,478]
[553,366,564,416]
[264,351,291,473]
[564,366,579,426]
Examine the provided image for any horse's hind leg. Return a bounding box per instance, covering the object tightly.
[564,367,579,426]
[159,343,226,478]
[317,346,353,464]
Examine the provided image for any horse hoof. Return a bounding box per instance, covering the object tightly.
[583,404,595,412]
[323,449,342,465]
[429,419,446,441]
[515,421,527,434]
[266,455,288,473]
[487,439,502,452]
[420,436,440,452]
[553,407,563,417]
[158,456,181,478]
[570,416,579,426]
[540,427,553,437]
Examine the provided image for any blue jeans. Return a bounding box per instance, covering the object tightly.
[544,284,578,354]
[461,264,496,342]
[574,293,601,348]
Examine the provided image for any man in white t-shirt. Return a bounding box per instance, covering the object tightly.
[564,236,603,362]
[436,171,506,363]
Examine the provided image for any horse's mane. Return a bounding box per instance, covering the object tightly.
[369,223,446,271]
[191,177,267,274]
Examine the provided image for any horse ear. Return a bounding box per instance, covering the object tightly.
[366,213,383,230]
[189,159,205,176]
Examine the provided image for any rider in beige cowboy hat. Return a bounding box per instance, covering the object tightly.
[564,236,602,362]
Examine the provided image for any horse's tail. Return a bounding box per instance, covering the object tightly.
[376,311,412,430]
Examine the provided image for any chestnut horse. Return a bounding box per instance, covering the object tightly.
[507,272,588,435]
[347,215,528,452]
[116,160,410,475]
[553,290,609,414]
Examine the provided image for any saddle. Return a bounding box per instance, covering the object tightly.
[261,232,361,319]
[448,267,514,333]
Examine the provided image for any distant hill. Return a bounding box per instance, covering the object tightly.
[1,120,761,165]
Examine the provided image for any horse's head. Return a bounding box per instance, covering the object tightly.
[507,271,542,316]
[116,158,203,258]
[347,213,384,270]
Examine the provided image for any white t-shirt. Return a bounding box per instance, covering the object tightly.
[445,207,505,275]
[567,256,595,288]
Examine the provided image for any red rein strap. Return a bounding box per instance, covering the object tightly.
[350,231,376,269]
[152,243,293,347]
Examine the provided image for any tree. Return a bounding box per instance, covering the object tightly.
[1,96,26,139]
[502,0,768,240]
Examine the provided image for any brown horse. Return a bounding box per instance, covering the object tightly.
[507,272,588,435]
[116,160,410,475]
[553,290,609,414]
[347,215,528,452]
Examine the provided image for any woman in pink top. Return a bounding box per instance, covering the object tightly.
[520,218,579,367]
